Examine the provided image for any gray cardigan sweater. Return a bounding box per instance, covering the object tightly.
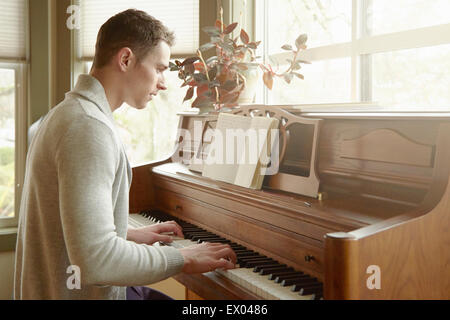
[14,75,184,300]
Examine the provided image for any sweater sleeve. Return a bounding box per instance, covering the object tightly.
[55,116,184,286]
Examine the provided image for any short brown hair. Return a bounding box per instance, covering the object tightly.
[93,9,175,68]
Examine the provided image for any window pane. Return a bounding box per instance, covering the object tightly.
[112,65,192,165]
[269,58,351,104]
[366,0,450,36]
[0,69,15,218]
[266,0,351,52]
[372,44,450,109]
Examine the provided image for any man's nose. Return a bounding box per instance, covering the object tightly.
[157,75,167,91]
[157,82,167,91]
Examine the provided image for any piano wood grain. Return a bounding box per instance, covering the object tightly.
[129,107,450,300]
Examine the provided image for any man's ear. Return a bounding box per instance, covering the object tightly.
[116,47,134,71]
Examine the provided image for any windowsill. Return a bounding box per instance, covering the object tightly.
[179,103,450,116]
[0,228,17,252]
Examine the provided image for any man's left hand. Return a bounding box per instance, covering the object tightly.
[127,221,184,245]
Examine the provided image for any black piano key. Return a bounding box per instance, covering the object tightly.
[268,270,303,281]
[242,259,277,268]
[196,236,228,241]
[281,277,318,287]
[143,210,325,299]
[253,264,286,273]
[238,257,271,267]
[277,274,312,285]
[182,228,205,233]
[237,258,265,266]
[233,248,252,253]
[200,239,232,244]
[237,254,265,260]
[188,231,216,236]
[291,282,320,292]
[274,272,308,283]
[236,252,260,258]
[259,266,294,275]
[190,234,218,241]
[299,285,323,296]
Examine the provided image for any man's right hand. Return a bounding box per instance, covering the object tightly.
[179,242,237,274]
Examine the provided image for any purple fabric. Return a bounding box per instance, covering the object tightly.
[126,286,173,300]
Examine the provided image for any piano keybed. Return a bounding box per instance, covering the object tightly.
[129,211,323,300]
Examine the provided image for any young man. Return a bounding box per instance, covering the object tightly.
[14,9,236,300]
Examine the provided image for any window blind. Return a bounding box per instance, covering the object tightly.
[0,0,27,61]
[79,0,199,60]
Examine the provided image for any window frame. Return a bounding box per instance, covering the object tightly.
[0,62,28,229]
[254,0,450,109]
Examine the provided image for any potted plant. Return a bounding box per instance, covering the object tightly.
[170,16,309,114]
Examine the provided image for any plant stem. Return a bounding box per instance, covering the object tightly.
[197,50,210,81]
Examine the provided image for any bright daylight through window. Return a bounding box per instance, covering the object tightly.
[257,0,450,108]
[0,68,15,218]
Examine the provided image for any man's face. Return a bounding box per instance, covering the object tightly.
[124,40,171,109]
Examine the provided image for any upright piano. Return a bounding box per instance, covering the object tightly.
[129,105,450,300]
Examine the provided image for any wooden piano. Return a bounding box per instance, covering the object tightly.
[129,105,450,300]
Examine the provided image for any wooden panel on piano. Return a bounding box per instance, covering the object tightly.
[129,107,450,300]
[325,122,450,299]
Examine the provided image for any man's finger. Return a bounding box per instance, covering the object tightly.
[215,258,236,270]
[155,234,173,243]
[214,247,237,264]
[156,223,184,237]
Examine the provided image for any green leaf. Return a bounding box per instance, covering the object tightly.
[183,87,194,102]
[283,73,293,84]
[169,61,178,71]
[296,59,311,64]
[220,41,234,53]
[292,61,301,70]
[295,34,308,50]
[223,80,238,91]
[205,56,218,65]
[192,96,213,109]
[247,42,259,49]
[208,80,221,88]
[292,72,304,80]
[208,66,218,80]
[199,42,216,51]
[193,73,208,83]
[202,26,221,37]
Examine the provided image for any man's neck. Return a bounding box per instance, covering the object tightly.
[89,67,123,112]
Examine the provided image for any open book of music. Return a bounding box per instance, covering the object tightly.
[201,113,279,189]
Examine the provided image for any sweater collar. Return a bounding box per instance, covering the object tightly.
[71,74,114,119]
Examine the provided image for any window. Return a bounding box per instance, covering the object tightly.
[255,0,450,109]
[0,68,16,219]
[110,66,194,165]
[0,0,27,226]
[77,0,199,165]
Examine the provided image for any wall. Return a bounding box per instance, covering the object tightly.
[0,252,15,299]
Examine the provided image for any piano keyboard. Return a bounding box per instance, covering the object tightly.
[128,211,323,300]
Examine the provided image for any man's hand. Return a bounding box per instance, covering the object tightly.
[127,221,184,245]
[179,242,237,274]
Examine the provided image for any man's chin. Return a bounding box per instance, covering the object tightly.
[130,102,148,110]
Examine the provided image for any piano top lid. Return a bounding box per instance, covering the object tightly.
[151,162,417,231]
[178,104,450,120]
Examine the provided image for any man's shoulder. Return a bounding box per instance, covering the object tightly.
[46,92,118,139]
[55,93,112,126]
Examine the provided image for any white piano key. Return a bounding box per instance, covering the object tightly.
[130,212,319,300]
